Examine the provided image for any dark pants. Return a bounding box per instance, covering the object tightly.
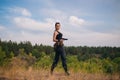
[51,46,68,72]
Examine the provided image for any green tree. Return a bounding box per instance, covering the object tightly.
[32,49,40,58]
[0,46,6,66]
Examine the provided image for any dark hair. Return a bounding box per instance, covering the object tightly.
[55,22,60,26]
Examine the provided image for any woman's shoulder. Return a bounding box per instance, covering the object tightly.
[54,30,59,35]
[54,30,60,33]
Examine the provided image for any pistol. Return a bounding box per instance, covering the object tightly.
[62,38,68,40]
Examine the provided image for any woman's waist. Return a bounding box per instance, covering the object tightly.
[54,42,64,46]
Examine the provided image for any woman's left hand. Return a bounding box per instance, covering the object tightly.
[60,39,64,42]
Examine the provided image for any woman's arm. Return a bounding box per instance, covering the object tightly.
[53,31,58,42]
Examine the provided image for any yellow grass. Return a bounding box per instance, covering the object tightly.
[0,66,120,80]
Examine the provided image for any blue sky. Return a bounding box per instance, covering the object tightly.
[0,0,120,47]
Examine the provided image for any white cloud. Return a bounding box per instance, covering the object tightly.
[41,9,68,22]
[44,18,56,24]
[41,9,86,27]
[0,25,8,39]
[9,7,31,17]
[20,31,53,45]
[64,30,120,47]
[1,23,120,47]
[0,25,6,31]
[2,30,53,45]
[69,16,85,26]
[21,8,31,17]
[13,17,54,31]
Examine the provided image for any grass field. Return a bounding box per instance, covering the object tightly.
[0,66,120,80]
[0,46,120,80]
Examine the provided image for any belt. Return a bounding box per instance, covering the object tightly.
[54,42,64,47]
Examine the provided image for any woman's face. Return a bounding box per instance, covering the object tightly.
[55,24,61,30]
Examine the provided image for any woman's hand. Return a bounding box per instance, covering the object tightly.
[60,39,64,42]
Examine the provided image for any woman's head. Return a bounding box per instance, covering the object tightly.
[55,22,60,31]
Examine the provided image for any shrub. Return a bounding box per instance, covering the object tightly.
[0,46,6,66]
[113,57,120,73]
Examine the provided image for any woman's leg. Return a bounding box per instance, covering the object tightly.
[51,49,60,73]
[60,47,69,75]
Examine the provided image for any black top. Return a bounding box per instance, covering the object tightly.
[56,30,63,42]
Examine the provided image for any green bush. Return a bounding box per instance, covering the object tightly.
[67,55,80,71]
[113,57,120,73]
[102,58,116,74]
[0,46,6,66]
[77,53,90,61]
[33,55,52,69]
[32,49,40,58]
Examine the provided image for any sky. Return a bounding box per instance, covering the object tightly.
[0,0,120,47]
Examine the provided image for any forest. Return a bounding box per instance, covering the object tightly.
[0,39,120,80]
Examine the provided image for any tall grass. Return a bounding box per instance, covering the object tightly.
[0,66,120,80]
[0,55,120,80]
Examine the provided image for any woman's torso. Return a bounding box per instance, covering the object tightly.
[56,30,63,41]
[54,30,64,47]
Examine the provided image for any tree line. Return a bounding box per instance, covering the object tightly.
[0,39,120,60]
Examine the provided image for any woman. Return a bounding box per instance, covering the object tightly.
[50,22,70,76]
